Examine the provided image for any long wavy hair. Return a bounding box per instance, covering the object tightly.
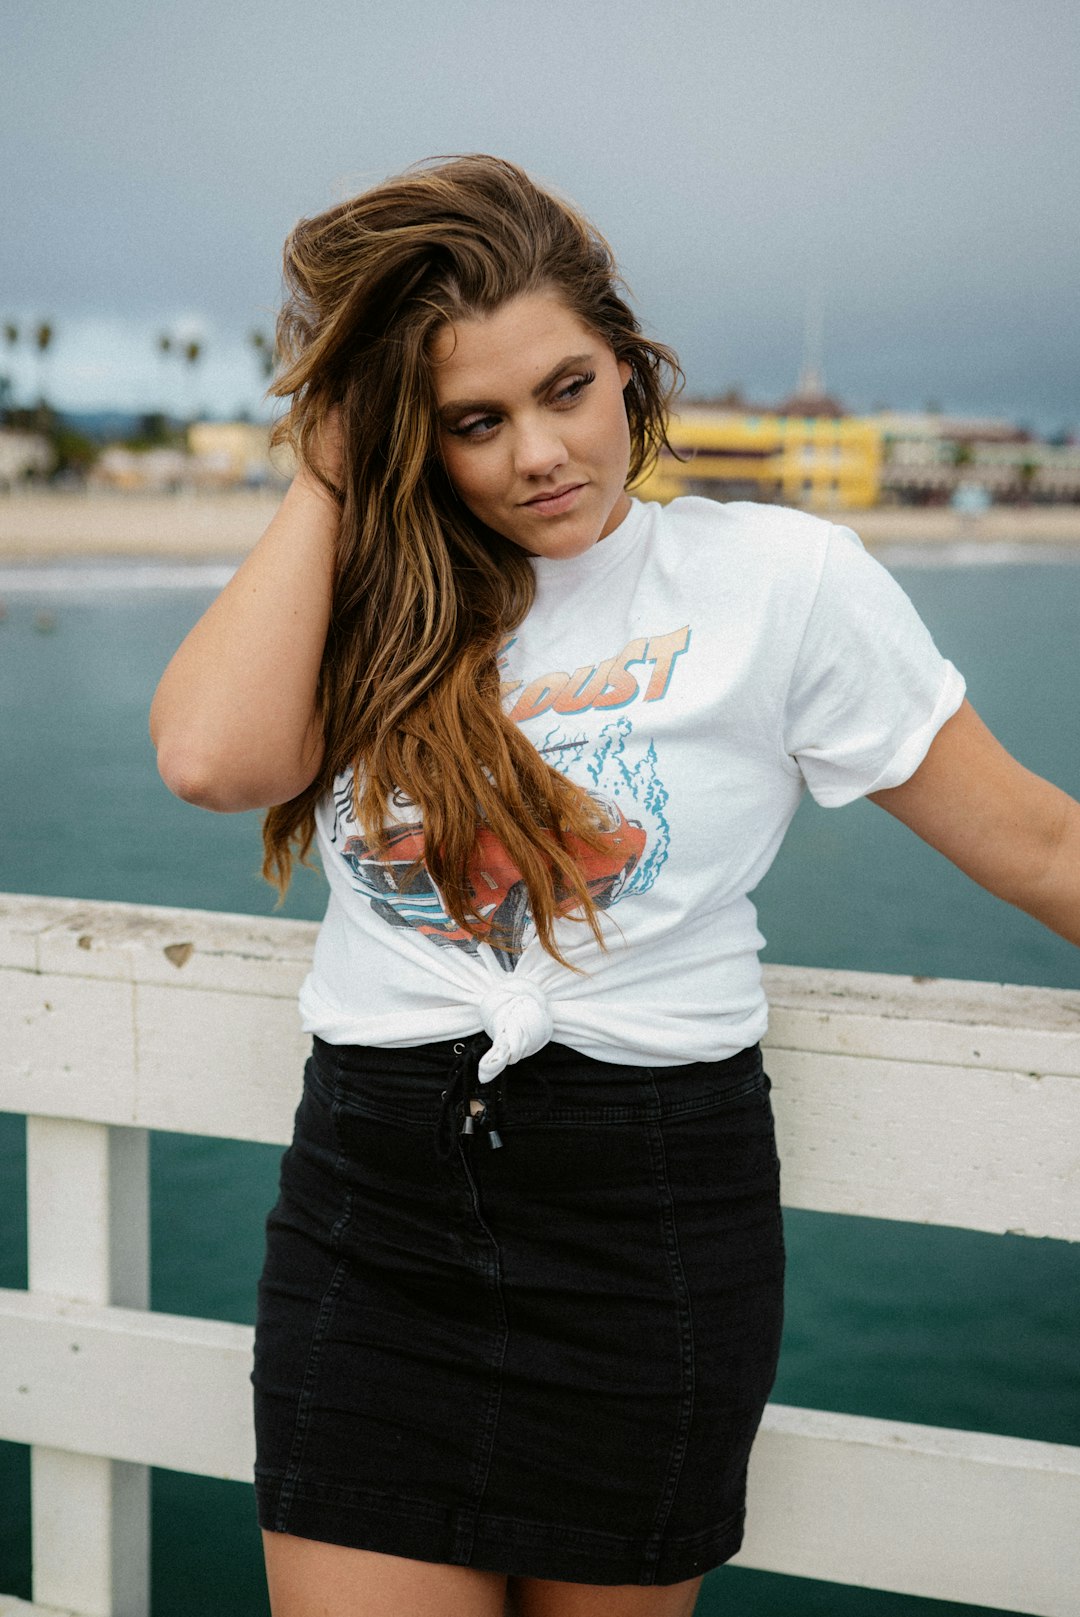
[263,154,682,966]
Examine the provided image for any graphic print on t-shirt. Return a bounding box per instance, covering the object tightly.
[500,626,690,721]
[328,626,688,970]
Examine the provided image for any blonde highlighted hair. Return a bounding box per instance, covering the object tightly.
[263,154,681,965]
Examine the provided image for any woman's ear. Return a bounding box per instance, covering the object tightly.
[618,359,632,389]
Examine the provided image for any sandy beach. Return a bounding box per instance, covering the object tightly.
[0,489,286,561]
[2,488,1080,562]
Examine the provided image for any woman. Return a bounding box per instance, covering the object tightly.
[150,155,1080,1617]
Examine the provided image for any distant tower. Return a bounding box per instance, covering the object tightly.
[797,281,826,401]
[779,279,843,417]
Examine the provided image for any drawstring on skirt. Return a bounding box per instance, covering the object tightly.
[434,1032,555,1162]
[436,1035,504,1161]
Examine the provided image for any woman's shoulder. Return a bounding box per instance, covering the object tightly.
[642,495,842,585]
[650,493,832,540]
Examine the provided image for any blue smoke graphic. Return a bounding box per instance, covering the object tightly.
[538,717,670,899]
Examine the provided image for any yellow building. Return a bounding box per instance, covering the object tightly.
[634,408,882,510]
[186,420,294,486]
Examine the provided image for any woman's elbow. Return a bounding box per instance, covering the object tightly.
[153,735,323,813]
[154,740,251,812]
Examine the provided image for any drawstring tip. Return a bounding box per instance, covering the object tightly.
[461,1115,475,1136]
[487,1128,503,1150]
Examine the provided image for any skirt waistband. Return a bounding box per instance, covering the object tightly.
[310,1034,766,1147]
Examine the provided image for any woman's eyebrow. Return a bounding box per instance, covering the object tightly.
[437,352,595,420]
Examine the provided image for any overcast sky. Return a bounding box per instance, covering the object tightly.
[2,0,1078,430]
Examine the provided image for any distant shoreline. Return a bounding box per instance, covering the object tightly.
[0,489,285,561]
[2,488,1080,561]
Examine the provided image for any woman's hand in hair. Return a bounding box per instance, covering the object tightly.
[302,405,345,492]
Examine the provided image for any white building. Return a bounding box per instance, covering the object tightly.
[0,429,53,488]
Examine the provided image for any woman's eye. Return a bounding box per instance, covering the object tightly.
[450,413,500,439]
[445,371,596,437]
[555,370,596,404]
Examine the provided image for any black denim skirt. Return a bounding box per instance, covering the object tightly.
[252,1031,784,1587]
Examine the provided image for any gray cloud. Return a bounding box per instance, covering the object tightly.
[3,0,1078,426]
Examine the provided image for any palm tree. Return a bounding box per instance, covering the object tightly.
[34,321,54,408]
[2,323,17,413]
[156,332,174,420]
[249,327,277,382]
[182,338,202,425]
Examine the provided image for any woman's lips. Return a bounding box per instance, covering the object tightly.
[521,482,586,516]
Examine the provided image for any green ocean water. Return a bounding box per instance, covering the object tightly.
[1,548,1078,1616]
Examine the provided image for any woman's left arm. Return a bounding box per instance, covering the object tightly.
[868,699,1080,948]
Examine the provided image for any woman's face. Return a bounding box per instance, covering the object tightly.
[430,291,633,560]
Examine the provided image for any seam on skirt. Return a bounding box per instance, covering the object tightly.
[273,1101,355,1534]
[640,1090,697,1580]
[448,1135,511,1565]
[327,1070,769,1132]
[254,1470,745,1582]
[258,1468,708,1546]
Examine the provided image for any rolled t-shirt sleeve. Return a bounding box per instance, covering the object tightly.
[782,524,966,807]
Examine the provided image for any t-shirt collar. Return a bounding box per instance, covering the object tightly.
[527,497,648,588]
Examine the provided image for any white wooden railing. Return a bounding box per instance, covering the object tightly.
[1,892,1079,1617]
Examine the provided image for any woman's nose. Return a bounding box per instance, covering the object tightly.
[513,418,568,479]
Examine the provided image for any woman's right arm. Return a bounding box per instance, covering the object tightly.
[149,463,338,813]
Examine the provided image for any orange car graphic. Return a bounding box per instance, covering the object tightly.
[341,791,646,964]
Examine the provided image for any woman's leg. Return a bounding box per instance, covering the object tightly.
[507,1574,704,1617]
[262,1531,509,1617]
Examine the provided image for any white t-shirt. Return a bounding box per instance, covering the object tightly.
[299,497,965,1081]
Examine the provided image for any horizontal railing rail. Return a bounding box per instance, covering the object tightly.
[2,892,1079,1616]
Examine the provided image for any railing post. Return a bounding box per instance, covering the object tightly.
[26,1118,150,1617]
